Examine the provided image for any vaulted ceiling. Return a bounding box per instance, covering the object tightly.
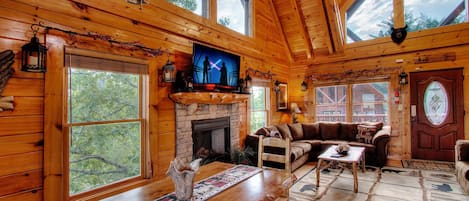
[271,0,350,63]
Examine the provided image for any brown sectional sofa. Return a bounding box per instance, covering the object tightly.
[455,140,469,193]
[245,122,391,171]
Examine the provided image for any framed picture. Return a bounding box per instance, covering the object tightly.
[276,83,288,111]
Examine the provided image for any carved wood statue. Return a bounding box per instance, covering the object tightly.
[0,50,15,112]
[166,157,202,201]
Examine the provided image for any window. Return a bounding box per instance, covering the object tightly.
[250,86,270,133]
[65,52,148,197]
[346,0,393,43]
[316,82,389,124]
[405,0,468,32]
[166,0,252,36]
[217,0,252,35]
[167,0,208,17]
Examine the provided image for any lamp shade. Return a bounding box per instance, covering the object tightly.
[290,102,301,113]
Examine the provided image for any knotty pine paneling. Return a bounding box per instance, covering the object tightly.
[0,170,42,197]
[0,0,290,199]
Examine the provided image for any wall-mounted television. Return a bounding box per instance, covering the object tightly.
[192,43,240,91]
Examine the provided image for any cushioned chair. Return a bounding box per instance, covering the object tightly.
[455,139,469,193]
[258,135,291,173]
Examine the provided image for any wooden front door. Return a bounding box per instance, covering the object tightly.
[410,68,464,161]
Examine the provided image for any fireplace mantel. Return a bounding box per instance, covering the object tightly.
[169,92,250,105]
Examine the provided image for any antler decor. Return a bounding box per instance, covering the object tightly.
[0,50,15,112]
[308,66,401,83]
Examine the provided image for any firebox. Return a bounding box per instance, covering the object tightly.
[191,117,231,164]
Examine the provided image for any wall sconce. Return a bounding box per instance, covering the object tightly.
[244,74,252,93]
[290,102,301,123]
[162,53,176,82]
[399,71,408,85]
[301,80,308,91]
[21,24,47,72]
[274,80,280,93]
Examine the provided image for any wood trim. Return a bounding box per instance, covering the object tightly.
[168,92,250,105]
[44,35,65,201]
[65,48,149,65]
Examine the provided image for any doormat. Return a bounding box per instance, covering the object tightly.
[289,166,468,201]
[402,159,455,172]
[155,165,262,201]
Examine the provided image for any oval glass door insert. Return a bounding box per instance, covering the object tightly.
[423,81,448,125]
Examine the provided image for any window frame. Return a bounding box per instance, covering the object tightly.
[314,80,390,125]
[342,0,469,45]
[63,49,150,200]
[250,83,271,134]
[163,0,253,37]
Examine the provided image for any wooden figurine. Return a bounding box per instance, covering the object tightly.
[166,157,202,201]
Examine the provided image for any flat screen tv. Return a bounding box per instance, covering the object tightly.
[192,43,240,91]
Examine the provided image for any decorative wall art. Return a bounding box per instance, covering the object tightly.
[0,50,15,112]
[276,82,288,111]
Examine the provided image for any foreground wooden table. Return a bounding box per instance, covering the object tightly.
[316,145,365,193]
[103,162,289,201]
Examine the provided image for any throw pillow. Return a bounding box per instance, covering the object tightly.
[267,130,283,139]
[459,143,469,161]
[276,123,293,140]
[356,124,378,144]
[361,122,384,131]
[254,127,270,136]
[288,123,304,140]
[302,123,320,139]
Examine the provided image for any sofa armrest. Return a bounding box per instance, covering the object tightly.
[456,140,469,161]
[372,126,390,145]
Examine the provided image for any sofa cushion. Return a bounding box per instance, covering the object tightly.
[319,122,341,140]
[291,142,312,153]
[289,123,304,140]
[302,123,321,140]
[456,161,469,180]
[356,124,378,144]
[340,122,359,141]
[276,124,293,140]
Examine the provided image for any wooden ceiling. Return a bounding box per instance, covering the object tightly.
[272,0,349,63]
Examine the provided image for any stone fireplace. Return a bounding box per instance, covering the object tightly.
[175,103,240,163]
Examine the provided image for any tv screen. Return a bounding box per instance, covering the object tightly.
[192,43,240,90]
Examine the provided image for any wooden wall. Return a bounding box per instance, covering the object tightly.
[288,23,469,165]
[0,0,289,200]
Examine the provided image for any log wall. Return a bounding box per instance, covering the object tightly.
[0,0,289,200]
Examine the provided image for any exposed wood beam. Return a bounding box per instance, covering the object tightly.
[440,1,465,26]
[318,0,334,54]
[268,0,294,63]
[289,0,314,59]
[322,0,345,54]
[394,0,405,28]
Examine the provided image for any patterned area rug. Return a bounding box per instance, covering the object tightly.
[402,159,455,172]
[155,165,261,201]
[289,166,468,201]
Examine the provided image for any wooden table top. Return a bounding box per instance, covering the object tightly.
[318,145,365,163]
[103,162,290,201]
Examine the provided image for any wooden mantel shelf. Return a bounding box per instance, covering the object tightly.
[169,92,250,105]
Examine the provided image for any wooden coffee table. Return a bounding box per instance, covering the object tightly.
[316,145,365,193]
[103,162,290,201]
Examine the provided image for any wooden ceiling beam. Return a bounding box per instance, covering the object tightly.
[322,0,345,54]
[289,0,314,59]
[268,0,294,63]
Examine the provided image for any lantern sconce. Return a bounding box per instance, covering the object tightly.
[399,71,408,85]
[161,52,176,82]
[21,24,47,73]
[274,80,281,93]
[244,74,252,93]
[301,80,308,92]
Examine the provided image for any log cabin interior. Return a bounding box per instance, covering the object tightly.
[1,0,469,200]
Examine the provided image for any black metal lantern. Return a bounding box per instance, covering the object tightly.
[301,80,308,91]
[244,74,252,93]
[21,25,47,72]
[274,80,281,93]
[162,53,176,82]
[399,71,408,85]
